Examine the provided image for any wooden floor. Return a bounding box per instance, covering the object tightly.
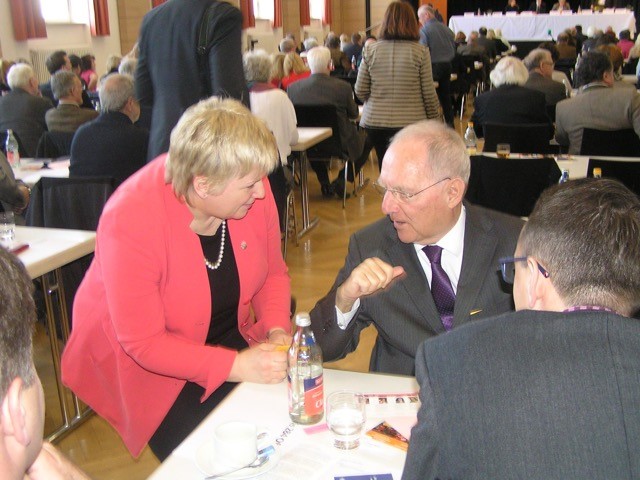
[36,117,470,479]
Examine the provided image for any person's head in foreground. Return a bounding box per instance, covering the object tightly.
[376,120,470,245]
[165,96,278,217]
[513,178,640,316]
[490,55,529,87]
[573,50,613,88]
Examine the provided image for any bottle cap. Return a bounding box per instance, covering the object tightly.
[295,312,311,327]
[467,122,474,127]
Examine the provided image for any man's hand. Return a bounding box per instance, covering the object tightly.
[335,257,405,312]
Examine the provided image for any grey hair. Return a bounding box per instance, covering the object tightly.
[391,120,470,184]
[303,37,319,51]
[306,46,331,74]
[523,48,552,71]
[7,63,34,90]
[279,38,295,53]
[490,56,529,87]
[118,58,138,77]
[99,73,135,113]
[243,49,273,83]
[51,70,78,100]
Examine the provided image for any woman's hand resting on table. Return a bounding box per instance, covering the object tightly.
[228,329,292,384]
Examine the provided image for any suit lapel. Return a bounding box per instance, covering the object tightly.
[385,230,445,335]
[454,206,499,327]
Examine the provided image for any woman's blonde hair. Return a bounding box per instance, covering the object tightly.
[166,97,278,200]
[270,53,286,82]
[283,52,309,76]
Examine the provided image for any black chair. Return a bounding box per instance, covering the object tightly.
[483,123,554,154]
[579,128,640,157]
[293,104,355,208]
[466,154,561,217]
[587,158,640,197]
[622,57,638,75]
[35,130,75,159]
[459,54,487,96]
[554,59,575,86]
[26,176,116,328]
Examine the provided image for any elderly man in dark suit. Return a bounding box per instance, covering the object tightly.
[523,48,568,119]
[70,74,147,185]
[136,0,248,161]
[555,50,640,153]
[403,178,640,480]
[45,71,98,133]
[471,56,551,137]
[0,64,52,158]
[287,46,372,198]
[309,121,524,375]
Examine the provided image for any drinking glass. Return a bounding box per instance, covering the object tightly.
[496,143,511,158]
[0,211,15,247]
[326,391,366,449]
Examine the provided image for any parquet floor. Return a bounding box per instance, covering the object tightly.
[35,116,469,479]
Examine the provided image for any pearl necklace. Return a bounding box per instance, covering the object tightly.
[203,220,226,270]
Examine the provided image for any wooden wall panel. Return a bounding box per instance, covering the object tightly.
[117,0,150,55]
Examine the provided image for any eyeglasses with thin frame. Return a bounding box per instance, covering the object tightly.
[499,256,550,284]
[372,177,451,203]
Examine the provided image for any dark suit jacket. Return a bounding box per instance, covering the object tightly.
[0,88,52,158]
[287,73,364,163]
[69,112,148,185]
[403,309,640,480]
[136,0,248,161]
[45,103,98,133]
[525,71,567,107]
[471,84,551,137]
[528,0,548,12]
[309,204,524,375]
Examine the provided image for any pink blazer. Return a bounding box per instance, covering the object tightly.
[61,157,290,456]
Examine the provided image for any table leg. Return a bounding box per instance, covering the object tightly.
[296,151,319,239]
[41,269,92,442]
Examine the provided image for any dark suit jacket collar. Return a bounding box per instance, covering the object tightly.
[98,111,133,124]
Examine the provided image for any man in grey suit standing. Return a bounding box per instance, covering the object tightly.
[403,178,640,480]
[309,120,524,375]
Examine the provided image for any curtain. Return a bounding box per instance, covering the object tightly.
[240,0,255,29]
[89,0,110,36]
[299,0,310,26]
[9,0,47,41]
[151,0,167,6]
[322,0,331,25]
[273,0,283,28]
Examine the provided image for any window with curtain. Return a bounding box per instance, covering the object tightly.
[38,0,88,23]
[253,0,274,20]
[309,0,324,20]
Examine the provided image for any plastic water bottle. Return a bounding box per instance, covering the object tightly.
[559,169,570,183]
[288,312,324,425]
[5,129,20,168]
[464,122,478,155]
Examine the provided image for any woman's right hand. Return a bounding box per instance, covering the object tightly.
[227,343,288,384]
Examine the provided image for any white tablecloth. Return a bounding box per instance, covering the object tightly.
[449,11,635,41]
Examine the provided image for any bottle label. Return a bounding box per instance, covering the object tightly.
[7,150,18,167]
[303,374,323,416]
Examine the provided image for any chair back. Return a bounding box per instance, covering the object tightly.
[35,131,75,159]
[587,158,640,197]
[554,59,574,85]
[483,122,553,154]
[622,57,638,75]
[579,128,640,157]
[293,104,345,160]
[465,154,561,217]
[25,176,116,327]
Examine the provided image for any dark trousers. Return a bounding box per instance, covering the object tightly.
[432,61,454,126]
[338,133,374,182]
[365,127,402,171]
[267,163,289,232]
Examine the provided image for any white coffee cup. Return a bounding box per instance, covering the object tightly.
[213,421,257,469]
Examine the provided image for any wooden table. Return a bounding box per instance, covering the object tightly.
[13,226,96,441]
[12,158,70,186]
[150,368,420,480]
[291,127,332,239]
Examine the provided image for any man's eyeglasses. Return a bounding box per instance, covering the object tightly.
[373,177,450,203]
[499,256,550,284]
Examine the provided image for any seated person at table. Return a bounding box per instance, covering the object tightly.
[69,74,148,185]
[528,0,548,13]
[504,0,521,13]
[523,48,567,117]
[477,27,497,61]
[556,32,577,61]
[555,51,640,154]
[309,120,523,375]
[40,50,93,110]
[551,0,571,9]
[45,71,98,133]
[471,56,551,138]
[61,98,292,461]
[403,178,640,480]
[281,51,311,90]
[288,46,373,199]
[457,31,485,57]
[0,151,30,215]
[0,247,91,480]
[0,64,52,158]
[597,44,635,89]
[325,34,351,76]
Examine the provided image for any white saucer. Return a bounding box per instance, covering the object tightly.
[195,440,279,479]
